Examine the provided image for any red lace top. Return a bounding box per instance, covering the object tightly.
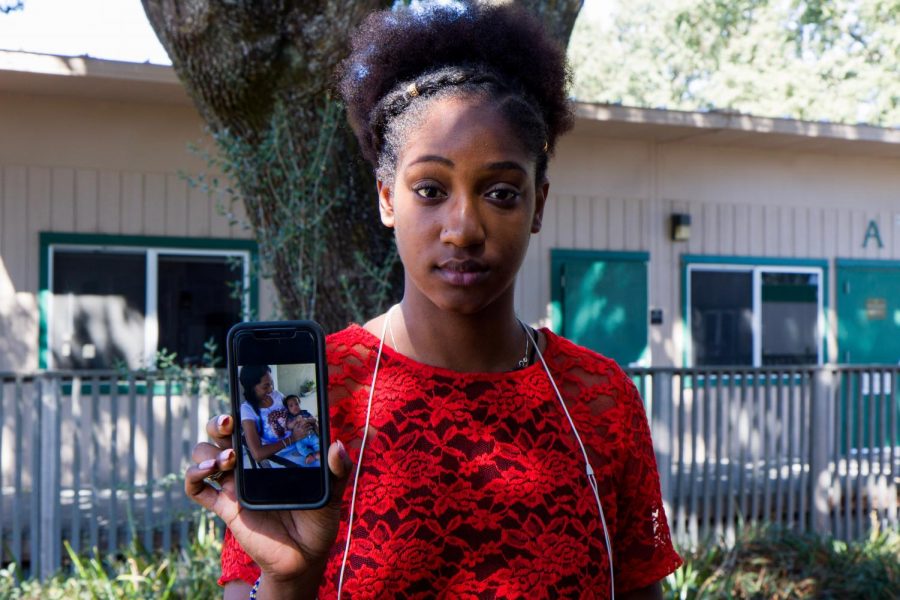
[220,325,682,597]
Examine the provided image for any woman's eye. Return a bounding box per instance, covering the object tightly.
[413,185,446,200]
[486,188,520,204]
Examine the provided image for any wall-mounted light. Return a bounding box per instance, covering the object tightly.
[671,213,691,242]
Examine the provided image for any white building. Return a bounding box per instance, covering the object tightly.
[2,51,900,373]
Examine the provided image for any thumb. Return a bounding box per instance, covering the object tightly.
[326,440,354,510]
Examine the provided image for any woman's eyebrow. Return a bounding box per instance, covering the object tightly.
[485,160,527,175]
[406,156,527,175]
[408,154,454,167]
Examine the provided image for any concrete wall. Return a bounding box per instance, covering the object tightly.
[515,130,900,366]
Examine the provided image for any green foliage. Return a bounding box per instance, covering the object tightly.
[0,516,222,599]
[569,0,900,126]
[187,97,399,329]
[663,524,900,599]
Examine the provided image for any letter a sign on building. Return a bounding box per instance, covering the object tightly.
[863,220,884,249]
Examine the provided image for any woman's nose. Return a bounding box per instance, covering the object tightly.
[439,194,486,247]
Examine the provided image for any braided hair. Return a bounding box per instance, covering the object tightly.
[336,0,573,184]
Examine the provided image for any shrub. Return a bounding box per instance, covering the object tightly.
[665,523,900,599]
[0,516,221,599]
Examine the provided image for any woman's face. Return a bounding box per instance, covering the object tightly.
[252,372,274,401]
[377,95,548,315]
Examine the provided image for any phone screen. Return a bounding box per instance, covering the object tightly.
[228,322,329,509]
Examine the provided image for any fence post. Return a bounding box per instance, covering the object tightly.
[811,367,833,535]
[39,375,60,579]
[652,371,673,518]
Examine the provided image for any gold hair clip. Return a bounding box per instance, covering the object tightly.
[543,140,549,153]
[406,82,419,98]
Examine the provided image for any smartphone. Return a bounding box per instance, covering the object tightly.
[226,321,330,510]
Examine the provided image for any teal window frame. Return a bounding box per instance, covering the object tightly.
[681,254,829,367]
[39,232,259,371]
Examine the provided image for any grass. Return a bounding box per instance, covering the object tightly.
[0,517,897,599]
[663,522,900,599]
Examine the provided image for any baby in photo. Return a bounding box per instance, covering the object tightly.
[284,394,321,467]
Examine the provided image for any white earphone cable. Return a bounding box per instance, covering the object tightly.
[336,305,395,597]
[521,323,615,599]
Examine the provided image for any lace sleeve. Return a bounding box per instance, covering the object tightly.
[612,379,683,592]
[219,528,260,587]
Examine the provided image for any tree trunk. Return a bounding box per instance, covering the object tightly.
[141,0,582,332]
[492,0,584,48]
[142,0,398,332]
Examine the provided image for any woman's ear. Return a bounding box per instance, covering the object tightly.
[531,180,550,233]
[377,180,395,228]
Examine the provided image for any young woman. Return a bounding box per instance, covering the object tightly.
[237,365,313,467]
[186,2,682,598]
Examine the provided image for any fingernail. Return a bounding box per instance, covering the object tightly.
[219,449,234,462]
[337,439,349,462]
[217,415,231,429]
[198,459,215,470]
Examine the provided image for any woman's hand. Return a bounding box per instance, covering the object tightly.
[290,418,316,441]
[242,419,292,462]
[185,414,354,597]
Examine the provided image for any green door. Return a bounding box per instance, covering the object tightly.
[837,261,900,364]
[551,250,649,366]
[836,260,900,448]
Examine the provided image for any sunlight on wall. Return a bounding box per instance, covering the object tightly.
[0,256,37,371]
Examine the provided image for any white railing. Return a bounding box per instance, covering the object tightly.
[1,366,898,579]
[0,369,225,579]
[631,366,899,548]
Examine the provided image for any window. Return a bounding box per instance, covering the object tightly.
[687,262,824,367]
[43,234,253,369]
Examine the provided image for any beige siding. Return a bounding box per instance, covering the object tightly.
[26,168,51,294]
[121,172,144,235]
[50,169,75,232]
[4,86,900,373]
[0,161,263,371]
[0,92,272,371]
[517,133,900,367]
[98,170,122,233]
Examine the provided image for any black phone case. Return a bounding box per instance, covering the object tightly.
[226,320,330,510]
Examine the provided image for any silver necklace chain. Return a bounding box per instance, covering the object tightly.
[515,329,531,369]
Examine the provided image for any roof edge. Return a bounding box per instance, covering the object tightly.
[1,51,897,147]
[0,49,179,85]
[572,101,900,147]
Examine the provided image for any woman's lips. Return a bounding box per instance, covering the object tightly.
[436,259,489,286]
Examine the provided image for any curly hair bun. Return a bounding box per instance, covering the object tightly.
[337,0,573,168]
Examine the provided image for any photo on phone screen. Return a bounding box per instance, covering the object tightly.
[229,322,330,510]
[237,363,322,469]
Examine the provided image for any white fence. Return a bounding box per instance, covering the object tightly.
[1,366,898,579]
[0,370,225,579]
[634,366,899,548]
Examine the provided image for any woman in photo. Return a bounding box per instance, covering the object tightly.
[187,2,682,597]
[238,365,312,467]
